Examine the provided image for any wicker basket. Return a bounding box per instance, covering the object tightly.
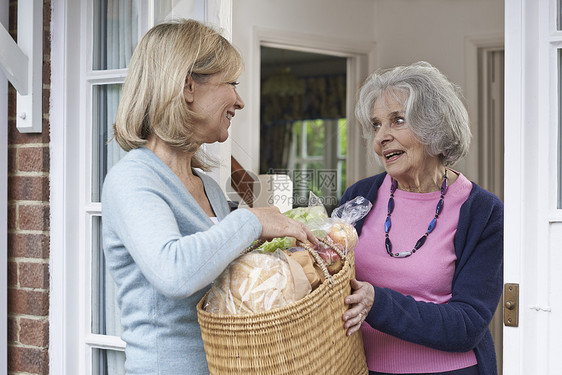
[196,241,368,375]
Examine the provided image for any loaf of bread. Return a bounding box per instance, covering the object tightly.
[205,252,296,315]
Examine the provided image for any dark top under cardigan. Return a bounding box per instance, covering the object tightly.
[340,172,504,375]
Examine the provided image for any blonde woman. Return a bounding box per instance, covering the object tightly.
[102,19,316,374]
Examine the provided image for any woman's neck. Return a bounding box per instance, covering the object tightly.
[145,135,195,179]
[394,166,457,193]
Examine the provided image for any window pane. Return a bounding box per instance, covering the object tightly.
[339,160,347,197]
[153,0,205,24]
[558,0,562,30]
[305,120,325,157]
[559,49,562,208]
[92,84,126,202]
[308,162,324,198]
[92,216,123,337]
[294,122,303,158]
[338,118,347,157]
[93,0,139,70]
[92,348,126,375]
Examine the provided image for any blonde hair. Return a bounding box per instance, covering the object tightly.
[355,61,471,166]
[113,19,244,170]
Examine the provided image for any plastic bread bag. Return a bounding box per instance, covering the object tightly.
[331,196,372,226]
[306,196,372,254]
[283,191,328,228]
[205,250,309,315]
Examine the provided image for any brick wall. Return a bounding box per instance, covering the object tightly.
[6,0,51,374]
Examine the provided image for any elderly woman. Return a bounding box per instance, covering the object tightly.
[102,19,316,375]
[340,62,503,375]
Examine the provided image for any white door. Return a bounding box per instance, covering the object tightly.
[49,1,233,374]
[504,0,562,374]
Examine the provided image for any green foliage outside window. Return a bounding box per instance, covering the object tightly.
[290,118,347,212]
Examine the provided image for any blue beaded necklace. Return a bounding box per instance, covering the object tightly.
[384,170,448,258]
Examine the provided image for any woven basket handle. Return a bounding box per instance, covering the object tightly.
[317,237,347,261]
[296,240,332,284]
[297,238,347,285]
[243,239,266,254]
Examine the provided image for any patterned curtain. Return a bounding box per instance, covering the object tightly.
[259,74,346,173]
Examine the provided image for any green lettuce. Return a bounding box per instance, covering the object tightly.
[255,237,296,253]
[283,205,327,224]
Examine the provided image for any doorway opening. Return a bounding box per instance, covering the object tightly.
[478,47,505,375]
[259,46,347,213]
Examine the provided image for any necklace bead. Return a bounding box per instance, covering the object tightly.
[384,171,448,258]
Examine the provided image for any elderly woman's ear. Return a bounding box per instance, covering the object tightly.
[184,75,195,103]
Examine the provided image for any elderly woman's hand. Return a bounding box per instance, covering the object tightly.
[343,279,375,336]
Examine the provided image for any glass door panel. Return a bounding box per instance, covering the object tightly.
[153,0,205,24]
[92,348,126,375]
[559,0,562,30]
[559,49,562,208]
[91,216,123,337]
[85,1,215,375]
[93,0,140,70]
[92,84,125,202]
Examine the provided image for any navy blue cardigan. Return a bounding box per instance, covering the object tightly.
[341,173,503,375]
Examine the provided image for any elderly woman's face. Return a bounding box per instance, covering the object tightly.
[371,91,430,181]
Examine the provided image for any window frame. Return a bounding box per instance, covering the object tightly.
[50,1,233,374]
[81,2,147,372]
[549,0,562,214]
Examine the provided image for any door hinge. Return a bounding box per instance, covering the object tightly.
[504,283,519,327]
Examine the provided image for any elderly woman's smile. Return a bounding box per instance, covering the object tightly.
[382,150,404,160]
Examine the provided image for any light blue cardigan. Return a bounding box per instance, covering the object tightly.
[102,147,262,375]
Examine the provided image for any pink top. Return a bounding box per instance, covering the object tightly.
[355,172,477,373]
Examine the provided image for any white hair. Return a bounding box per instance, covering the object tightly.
[355,61,471,166]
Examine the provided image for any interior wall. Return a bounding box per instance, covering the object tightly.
[231,0,504,182]
[231,0,377,175]
[373,0,504,180]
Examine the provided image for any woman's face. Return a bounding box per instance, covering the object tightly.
[187,72,245,144]
[371,90,436,182]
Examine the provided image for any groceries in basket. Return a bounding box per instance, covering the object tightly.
[259,194,371,253]
[310,195,372,253]
[203,195,372,315]
[204,250,298,314]
[204,244,335,314]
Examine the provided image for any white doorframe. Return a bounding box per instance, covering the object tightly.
[0,1,8,373]
[50,0,82,372]
[250,28,376,185]
[503,0,532,373]
[504,0,562,374]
